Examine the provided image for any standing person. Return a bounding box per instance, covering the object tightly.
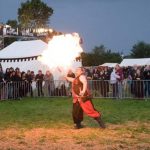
[35,70,44,96]
[0,67,5,99]
[132,69,144,98]
[15,69,22,99]
[115,64,124,99]
[110,68,120,98]
[44,70,54,96]
[10,71,16,99]
[10,70,22,99]
[143,65,150,97]
[4,68,12,99]
[26,70,33,97]
[99,67,109,97]
[65,67,105,129]
[21,72,28,97]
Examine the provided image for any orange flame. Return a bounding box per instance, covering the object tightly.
[39,33,83,70]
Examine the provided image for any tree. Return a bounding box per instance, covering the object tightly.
[4,37,18,48]
[81,52,93,66]
[92,45,105,55]
[130,41,150,58]
[81,45,122,66]
[6,20,18,29]
[90,45,106,65]
[104,52,122,63]
[18,0,53,30]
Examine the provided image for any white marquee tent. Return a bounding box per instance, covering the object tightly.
[0,40,82,79]
[100,63,118,68]
[0,40,50,73]
[0,40,47,58]
[120,58,150,66]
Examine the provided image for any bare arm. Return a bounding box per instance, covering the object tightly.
[79,75,87,96]
[65,76,74,82]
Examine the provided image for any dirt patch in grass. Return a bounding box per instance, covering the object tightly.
[0,122,150,150]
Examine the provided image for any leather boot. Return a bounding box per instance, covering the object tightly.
[95,117,106,129]
[74,123,83,129]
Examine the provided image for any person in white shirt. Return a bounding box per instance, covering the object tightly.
[110,68,120,98]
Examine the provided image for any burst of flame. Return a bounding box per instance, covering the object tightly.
[39,33,83,69]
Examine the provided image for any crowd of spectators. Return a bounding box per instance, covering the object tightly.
[0,64,150,100]
[0,67,57,100]
[84,64,150,99]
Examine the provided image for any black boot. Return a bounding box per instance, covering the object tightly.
[95,117,106,129]
[74,123,83,129]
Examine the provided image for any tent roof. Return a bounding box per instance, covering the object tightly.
[120,58,150,66]
[0,40,48,59]
[100,63,118,68]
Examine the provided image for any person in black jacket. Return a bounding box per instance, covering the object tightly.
[26,70,34,97]
[4,68,12,99]
[143,65,150,97]
[15,69,22,99]
[35,70,44,96]
[0,67,5,99]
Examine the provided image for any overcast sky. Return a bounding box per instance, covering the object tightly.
[0,0,150,55]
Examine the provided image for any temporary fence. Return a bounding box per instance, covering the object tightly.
[0,80,150,100]
[88,80,150,100]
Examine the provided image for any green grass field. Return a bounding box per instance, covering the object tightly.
[0,98,150,150]
[0,98,150,128]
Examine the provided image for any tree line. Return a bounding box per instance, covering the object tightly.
[80,42,150,66]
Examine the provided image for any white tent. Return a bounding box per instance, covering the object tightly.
[0,40,47,58]
[0,40,50,74]
[120,58,150,66]
[100,63,118,68]
[0,40,82,79]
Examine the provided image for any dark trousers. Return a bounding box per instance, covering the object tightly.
[111,83,118,98]
[72,102,83,124]
[37,81,44,96]
[144,81,150,97]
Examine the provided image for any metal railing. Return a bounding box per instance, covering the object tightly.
[88,80,150,100]
[0,80,150,100]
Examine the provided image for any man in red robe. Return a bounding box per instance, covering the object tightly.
[65,67,105,129]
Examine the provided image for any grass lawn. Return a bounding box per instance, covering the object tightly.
[0,98,150,150]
